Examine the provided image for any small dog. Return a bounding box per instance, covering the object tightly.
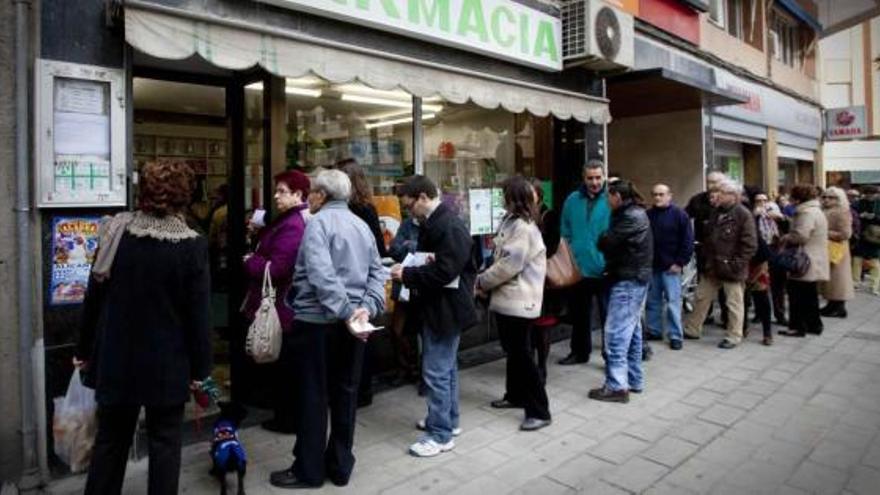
[210,402,248,495]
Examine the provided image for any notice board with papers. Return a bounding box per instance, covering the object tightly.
[36,60,127,207]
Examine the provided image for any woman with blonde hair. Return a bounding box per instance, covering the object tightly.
[820,186,855,318]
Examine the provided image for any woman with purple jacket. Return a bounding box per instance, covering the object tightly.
[242,169,310,433]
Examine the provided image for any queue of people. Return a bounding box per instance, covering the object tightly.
[72,157,876,492]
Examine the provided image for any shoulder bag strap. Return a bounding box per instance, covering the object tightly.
[262,261,275,298]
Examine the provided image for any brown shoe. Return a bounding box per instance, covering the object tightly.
[588,386,630,403]
[762,336,773,346]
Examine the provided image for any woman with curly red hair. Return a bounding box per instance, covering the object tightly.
[75,160,212,495]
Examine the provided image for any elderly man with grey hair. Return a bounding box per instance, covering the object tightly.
[272,169,386,489]
[684,179,757,349]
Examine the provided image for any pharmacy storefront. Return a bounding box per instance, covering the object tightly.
[36,0,609,471]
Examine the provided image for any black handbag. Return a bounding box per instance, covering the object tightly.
[771,245,811,278]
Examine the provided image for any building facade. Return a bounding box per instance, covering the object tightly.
[606,0,823,201]
[820,14,880,187]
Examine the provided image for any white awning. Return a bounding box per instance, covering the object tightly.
[124,4,611,124]
[824,140,880,172]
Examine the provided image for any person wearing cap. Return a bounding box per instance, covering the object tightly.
[242,169,311,434]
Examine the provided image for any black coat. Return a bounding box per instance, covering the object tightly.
[77,233,212,406]
[598,202,653,283]
[350,201,388,258]
[402,202,478,335]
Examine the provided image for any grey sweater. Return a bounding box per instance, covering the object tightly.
[288,201,386,324]
[477,216,547,319]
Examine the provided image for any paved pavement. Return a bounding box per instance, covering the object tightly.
[51,292,880,494]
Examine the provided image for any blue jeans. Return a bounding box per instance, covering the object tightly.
[646,270,683,343]
[421,326,460,444]
[604,280,649,392]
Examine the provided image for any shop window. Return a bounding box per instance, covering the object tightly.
[278,77,415,197]
[423,102,551,233]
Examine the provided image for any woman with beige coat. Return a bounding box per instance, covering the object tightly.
[820,187,855,317]
[779,184,829,338]
[476,176,550,432]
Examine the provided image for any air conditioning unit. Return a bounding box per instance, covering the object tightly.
[561,0,635,71]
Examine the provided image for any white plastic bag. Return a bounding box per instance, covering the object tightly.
[52,369,97,473]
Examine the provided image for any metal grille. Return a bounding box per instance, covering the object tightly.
[561,0,587,59]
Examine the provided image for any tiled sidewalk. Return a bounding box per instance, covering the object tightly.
[51,292,880,494]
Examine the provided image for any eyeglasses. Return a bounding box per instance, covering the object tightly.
[652,193,666,197]
[821,196,836,200]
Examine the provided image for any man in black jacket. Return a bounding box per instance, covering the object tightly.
[590,180,653,403]
[391,175,477,458]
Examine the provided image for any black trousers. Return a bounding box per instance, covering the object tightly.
[85,404,184,495]
[567,278,607,360]
[770,264,788,321]
[744,290,772,338]
[291,320,365,485]
[787,280,823,335]
[271,332,300,430]
[497,313,551,421]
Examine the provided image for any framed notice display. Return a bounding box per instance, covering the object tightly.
[36,60,126,207]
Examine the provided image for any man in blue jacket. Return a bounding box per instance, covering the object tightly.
[558,160,611,365]
[646,184,694,350]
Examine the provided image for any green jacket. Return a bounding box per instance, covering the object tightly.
[560,185,611,278]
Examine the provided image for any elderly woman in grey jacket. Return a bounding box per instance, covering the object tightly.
[476,176,550,432]
[271,170,386,489]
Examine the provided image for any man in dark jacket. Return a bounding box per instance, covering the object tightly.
[684,180,758,349]
[589,180,653,403]
[391,175,477,458]
[646,184,694,350]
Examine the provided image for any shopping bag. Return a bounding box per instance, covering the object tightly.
[828,241,846,265]
[245,262,282,363]
[546,238,582,289]
[52,369,97,473]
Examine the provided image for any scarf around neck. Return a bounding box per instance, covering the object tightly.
[92,211,197,281]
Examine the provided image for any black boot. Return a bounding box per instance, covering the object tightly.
[822,301,847,318]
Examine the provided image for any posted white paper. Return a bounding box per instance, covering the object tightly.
[469,188,493,235]
[54,112,110,157]
[55,79,107,115]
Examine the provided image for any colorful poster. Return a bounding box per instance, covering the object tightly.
[50,216,102,305]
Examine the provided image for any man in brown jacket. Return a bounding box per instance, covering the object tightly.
[684,180,758,349]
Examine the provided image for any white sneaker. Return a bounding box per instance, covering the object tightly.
[409,437,455,457]
[416,419,462,437]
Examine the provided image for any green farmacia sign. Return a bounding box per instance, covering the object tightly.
[258,0,562,71]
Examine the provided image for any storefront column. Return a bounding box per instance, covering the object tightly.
[815,146,826,188]
[269,76,287,184]
[764,128,779,195]
[412,96,423,175]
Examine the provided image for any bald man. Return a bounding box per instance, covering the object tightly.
[646,184,694,350]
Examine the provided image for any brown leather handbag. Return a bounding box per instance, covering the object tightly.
[546,238,582,288]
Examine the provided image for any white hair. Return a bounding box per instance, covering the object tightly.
[717,179,742,195]
[313,169,351,202]
[824,186,850,210]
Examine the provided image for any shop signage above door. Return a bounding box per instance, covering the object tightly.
[825,106,868,140]
[256,0,562,71]
[713,68,822,140]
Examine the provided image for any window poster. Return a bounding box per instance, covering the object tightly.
[50,216,102,305]
[469,188,493,235]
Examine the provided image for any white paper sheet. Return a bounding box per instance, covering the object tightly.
[54,112,110,157]
[398,251,459,302]
[55,79,107,115]
[469,188,493,235]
